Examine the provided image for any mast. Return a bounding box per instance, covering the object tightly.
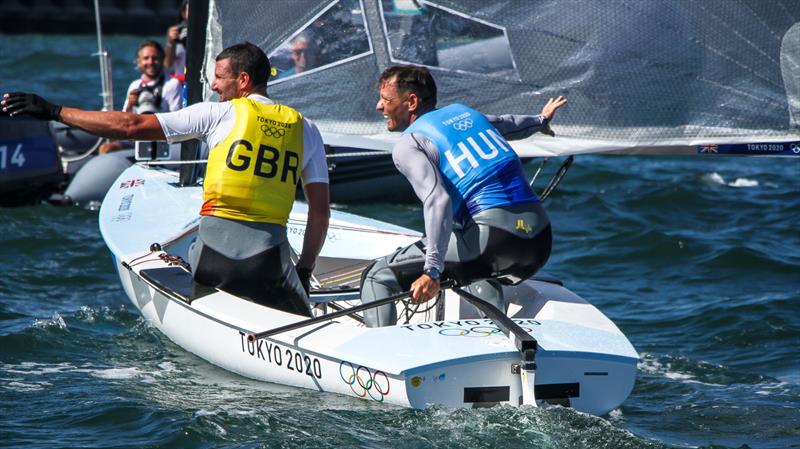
[179,0,210,186]
[93,0,113,111]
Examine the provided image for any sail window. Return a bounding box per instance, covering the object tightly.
[379,0,518,79]
[269,0,372,83]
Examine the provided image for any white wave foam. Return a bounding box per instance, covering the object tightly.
[1,362,77,376]
[91,367,143,380]
[702,172,726,185]
[157,361,177,372]
[701,172,758,188]
[32,312,67,330]
[728,178,758,187]
[637,353,724,386]
[607,408,625,423]
[3,381,46,391]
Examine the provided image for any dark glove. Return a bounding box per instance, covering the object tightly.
[296,267,313,296]
[1,92,62,121]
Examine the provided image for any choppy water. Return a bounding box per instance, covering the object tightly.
[1,34,799,449]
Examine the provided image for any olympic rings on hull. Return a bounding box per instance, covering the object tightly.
[438,326,534,337]
[339,361,390,402]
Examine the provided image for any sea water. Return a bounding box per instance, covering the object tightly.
[1,34,799,449]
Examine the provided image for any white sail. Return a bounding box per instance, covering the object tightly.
[201,0,800,157]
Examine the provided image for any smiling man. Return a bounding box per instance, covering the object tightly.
[360,65,567,327]
[1,42,330,316]
[99,40,183,154]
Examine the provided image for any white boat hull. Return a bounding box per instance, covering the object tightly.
[100,165,638,414]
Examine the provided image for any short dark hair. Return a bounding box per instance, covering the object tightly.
[137,40,165,59]
[216,42,271,89]
[379,65,437,107]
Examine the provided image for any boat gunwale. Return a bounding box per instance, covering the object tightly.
[125,260,638,381]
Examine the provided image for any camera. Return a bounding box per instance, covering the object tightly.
[135,88,159,115]
[177,23,188,46]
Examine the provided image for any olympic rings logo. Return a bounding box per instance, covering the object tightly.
[452,118,473,131]
[339,361,390,402]
[438,326,534,337]
[792,144,800,154]
[261,124,286,138]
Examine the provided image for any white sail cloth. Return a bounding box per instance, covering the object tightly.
[201,0,800,156]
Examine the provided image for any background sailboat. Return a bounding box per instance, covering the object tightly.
[195,0,799,159]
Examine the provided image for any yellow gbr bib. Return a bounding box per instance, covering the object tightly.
[201,98,304,225]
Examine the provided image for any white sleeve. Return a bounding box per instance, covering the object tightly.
[162,78,184,112]
[155,102,232,145]
[300,118,329,185]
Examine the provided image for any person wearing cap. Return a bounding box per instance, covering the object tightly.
[360,64,567,327]
[99,40,182,154]
[2,42,330,316]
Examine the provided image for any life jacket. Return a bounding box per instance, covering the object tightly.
[404,103,538,225]
[201,98,304,225]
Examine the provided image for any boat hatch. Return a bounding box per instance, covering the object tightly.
[139,266,214,304]
[464,386,510,405]
[462,382,580,407]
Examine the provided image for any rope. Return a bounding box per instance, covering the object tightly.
[325,151,391,159]
[137,159,208,166]
[134,151,390,165]
[58,137,105,163]
[539,155,574,202]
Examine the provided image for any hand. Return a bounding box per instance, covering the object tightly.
[126,90,140,111]
[296,266,313,296]
[167,26,180,44]
[410,274,440,304]
[1,92,62,120]
[539,96,567,121]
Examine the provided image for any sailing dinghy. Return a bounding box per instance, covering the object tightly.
[99,163,637,414]
[97,0,800,414]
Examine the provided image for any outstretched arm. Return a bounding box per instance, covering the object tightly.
[2,92,165,141]
[59,108,165,141]
[485,95,568,139]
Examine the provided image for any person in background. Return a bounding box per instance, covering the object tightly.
[360,64,567,327]
[98,40,182,154]
[165,0,189,80]
[2,42,330,316]
[277,33,320,79]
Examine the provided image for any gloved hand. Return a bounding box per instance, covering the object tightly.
[296,266,313,296]
[1,92,62,121]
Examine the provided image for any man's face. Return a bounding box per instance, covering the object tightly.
[290,40,317,73]
[376,79,412,132]
[211,58,241,101]
[137,45,163,79]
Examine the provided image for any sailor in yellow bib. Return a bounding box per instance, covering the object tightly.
[0,43,330,315]
[161,43,329,315]
[202,99,304,224]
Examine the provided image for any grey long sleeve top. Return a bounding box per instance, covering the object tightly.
[392,112,549,272]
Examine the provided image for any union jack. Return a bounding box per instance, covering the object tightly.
[699,144,719,153]
[119,179,145,189]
